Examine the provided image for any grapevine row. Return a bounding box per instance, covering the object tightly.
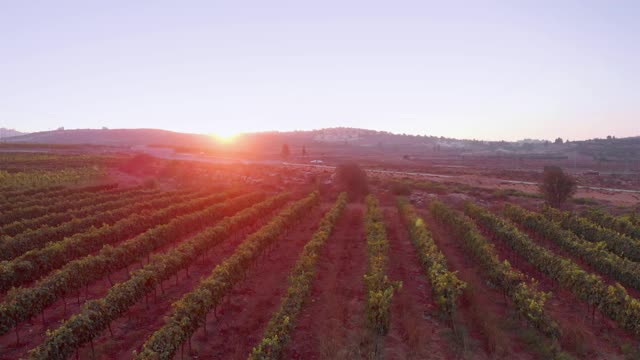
[542,206,640,263]
[0,189,209,266]
[134,192,319,360]
[0,190,235,292]
[430,200,560,338]
[465,202,640,336]
[364,195,401,335]
[249,192,348,359]
[0,184,116,210]
[27,193,292,360]
[0,192,266,336]
[396,197,466,320]
[582,208,640,241]
[505,204,640,293]
[0,186,65,202]
[1,187,164,239]
[0,167,104,188]
[0,185,153,227]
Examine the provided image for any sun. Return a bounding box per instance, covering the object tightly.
[209,131,240,144]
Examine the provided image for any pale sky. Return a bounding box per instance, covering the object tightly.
[1,0,639,140]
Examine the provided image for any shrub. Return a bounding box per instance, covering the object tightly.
[335,162,369,200]
[390,181,411,196]
[539,166,576,207]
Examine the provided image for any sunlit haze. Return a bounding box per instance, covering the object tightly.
[2,1,639,141]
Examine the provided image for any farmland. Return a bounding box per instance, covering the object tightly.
[0,151,639,360]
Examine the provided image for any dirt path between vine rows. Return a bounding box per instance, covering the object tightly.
[474,216,635,359]
[421,209,536,360]
[284,203,370,360]
[86,203,327,359]
[185,203,329,359]
[0,198,260,359]
[378,200,456,360]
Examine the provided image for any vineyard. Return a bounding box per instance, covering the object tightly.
[0,155,640,360]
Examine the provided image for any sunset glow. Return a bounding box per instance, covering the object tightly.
[1,3,639,358]
[209,132,240,144]
[2,1,639,141]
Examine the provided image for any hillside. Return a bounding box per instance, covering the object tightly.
[0,128,27,138]
[4,127,639,164]
[5,128,213,148]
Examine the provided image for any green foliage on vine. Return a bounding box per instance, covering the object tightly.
[468,202,640,336]
[2,192,267,339]
[364,195,402,335]
[542,205,640,263]
[0,189,230,292]
[506,204,640,294]
[134,192,319,360]
[582,208,640,241]
[250,192,348,359]
[430,201,560,339]
[396,197,465,321]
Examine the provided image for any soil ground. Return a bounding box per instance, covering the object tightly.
[0,198,270,359]
[476,220,635,359]
[379,201,454,360]
[284,203,371,360]
[421,208,539,360]
[184,204,329,359]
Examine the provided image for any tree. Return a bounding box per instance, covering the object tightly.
[554,137,563,144]
[540,166,577,207]
[280,144,290,160]
[335,162,369,200]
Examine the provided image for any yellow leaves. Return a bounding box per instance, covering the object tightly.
[398,198,466,319]
[364,195,398,335]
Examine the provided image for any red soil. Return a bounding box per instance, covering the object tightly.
[184,204,329,359]
[84,204,328,360]
[0,193,202,303]
[512,218,640,300]
[476,222,635,358]
[0,251,144,359]
[284,203,371,360]
[378,201,454,360]
[0,201,264,359]
[421,209,537,360]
